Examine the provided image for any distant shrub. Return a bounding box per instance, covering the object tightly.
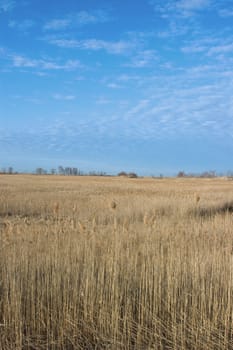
[128,172,138,178]
[189,200,233,218]
[177,171,186,177]
[118,171,128,177]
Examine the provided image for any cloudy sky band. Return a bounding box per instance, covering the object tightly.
[0,0,233,173]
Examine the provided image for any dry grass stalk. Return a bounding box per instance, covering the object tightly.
[92,216,97,232]
[0,175,233,349]
[143,213,149,225]
[53,202,60,216]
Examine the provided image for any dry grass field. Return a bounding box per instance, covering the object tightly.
[0,175,233,349]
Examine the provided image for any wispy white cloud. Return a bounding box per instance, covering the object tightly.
[208,43,233,55]
[149,0,213,40]
[176,0,210,13]
[74,10,109,25]
[150,0,211,18]
[125,99,150,118]
[43,19,71,31]
[181,44,206,53]
[12,55,37,68]
[44,10,110,31]
[107,83,122,89]
[8,19,35,31]
[0,0,15,12]
[181,36,233,58]
[126,49,158,68]
[157,21,189,38]
[153,1,233,22]
[117,74,141,82]
[43,59,82,70]
[52,94,76,100]
[11,54,83,71]
[34,71,49,77]
[48,38,136,54]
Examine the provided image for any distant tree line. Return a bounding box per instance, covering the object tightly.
[35,168,140,177]
[0,167,17,174]
[35,166,107,177]
[1,166,233,179]
[176,170,233,178]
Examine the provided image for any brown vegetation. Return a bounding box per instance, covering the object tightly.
[0,175,233,349]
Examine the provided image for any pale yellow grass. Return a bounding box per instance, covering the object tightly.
[0,175,233,349]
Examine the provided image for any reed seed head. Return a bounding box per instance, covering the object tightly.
[143,213,149,225]
[78,221,86,232]
[195,194,200,204]
[110,200,117,210]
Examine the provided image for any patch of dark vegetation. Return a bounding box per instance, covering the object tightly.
[0,211,38,218]
[189,200,233,218]
[0,212,53,222]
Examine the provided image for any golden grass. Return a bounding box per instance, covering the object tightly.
[0,175,233,349]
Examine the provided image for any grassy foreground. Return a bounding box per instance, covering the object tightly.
[0,175,233,349]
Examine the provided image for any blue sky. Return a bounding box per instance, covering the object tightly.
[0,0,233,175]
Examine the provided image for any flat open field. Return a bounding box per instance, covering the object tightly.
[0,175,233,349]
